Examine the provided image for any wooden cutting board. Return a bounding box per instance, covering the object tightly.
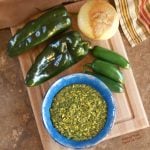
[11,1,149,150]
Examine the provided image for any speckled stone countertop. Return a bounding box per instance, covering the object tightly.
[0,28,149,150]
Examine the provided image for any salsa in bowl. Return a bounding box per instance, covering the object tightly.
[42,73,116,148]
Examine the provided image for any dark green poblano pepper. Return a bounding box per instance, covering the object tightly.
[25,31,91,86]
[8,5,71,57]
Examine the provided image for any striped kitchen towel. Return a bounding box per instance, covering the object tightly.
[114,0,150,47]
[138,0,150,33]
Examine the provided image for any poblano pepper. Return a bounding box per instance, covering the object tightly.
[25,31,91,86]
[8,5,71,57]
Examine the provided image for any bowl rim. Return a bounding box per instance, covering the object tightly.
[42,73,116,149]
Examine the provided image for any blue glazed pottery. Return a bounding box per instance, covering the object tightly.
[42,73,116,149]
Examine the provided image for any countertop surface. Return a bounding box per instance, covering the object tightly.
[0,28,149,150]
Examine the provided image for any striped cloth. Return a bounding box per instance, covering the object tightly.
[114,0,150,47]
[138,0,150,33]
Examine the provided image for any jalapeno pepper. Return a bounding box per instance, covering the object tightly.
[84,71,124,93]
[25,31,91,86]
[85,59,124,83]
[7,5,71,57]
[93,46,130,69]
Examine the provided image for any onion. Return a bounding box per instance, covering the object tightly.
[78,0,119,40]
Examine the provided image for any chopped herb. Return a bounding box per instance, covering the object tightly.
[50,84,107,141]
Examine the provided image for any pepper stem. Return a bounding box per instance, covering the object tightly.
[83,63,92,73]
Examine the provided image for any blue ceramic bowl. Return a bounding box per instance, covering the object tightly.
[42,73,116,149]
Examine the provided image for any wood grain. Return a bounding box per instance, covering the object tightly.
[10,1,149,150]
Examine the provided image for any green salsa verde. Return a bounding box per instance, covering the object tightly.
[50,84,107,141]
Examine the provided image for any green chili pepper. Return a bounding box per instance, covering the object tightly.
[93,46,130,69]
[25,31,90,86]
[85,59,124,83]
[7,5,71,57]
[84,71,124,93]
